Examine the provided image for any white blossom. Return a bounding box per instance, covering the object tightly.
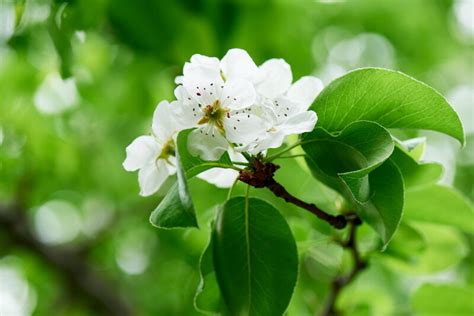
[197,149,246,188]
[123,101,179,196]
[173,52,266,161]
[242,59,323,154]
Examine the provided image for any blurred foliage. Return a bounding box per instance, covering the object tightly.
[0,0,473,315]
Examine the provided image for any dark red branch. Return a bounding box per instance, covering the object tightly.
[238,157,347,229]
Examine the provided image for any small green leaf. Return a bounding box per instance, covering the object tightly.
[150,148,198,229]
[404,184,474,233]
[213,197,298,316]
[177,129,234,177]
[355,159,404,245]
[412,284,474,316]
[399,137,426,161]
[194,225,223,314]
[312,68,464,144]
[302,120,394,202]
[390,146,443,189]
[385,223,426,262]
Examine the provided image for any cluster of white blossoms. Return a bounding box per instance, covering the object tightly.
[123,49,323,196]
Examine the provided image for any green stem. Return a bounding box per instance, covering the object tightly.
[265,140,311,161]
[227,177,239,200]
[273,154,307,160]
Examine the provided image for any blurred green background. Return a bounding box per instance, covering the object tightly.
[0,0,473,315]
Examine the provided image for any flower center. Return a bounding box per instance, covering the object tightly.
[158,139,175,162]
[197,100,229,131]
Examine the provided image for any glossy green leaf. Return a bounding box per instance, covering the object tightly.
[150,149,198,229]
[404,184,474,233]
[311,68,464,144]
[412,284,474,316]
[213,197,298,316]
[194,226,223,314]
[390,146,443,189]
[177,129,234,178]
[355,159,404,245]
[302,120,394,202]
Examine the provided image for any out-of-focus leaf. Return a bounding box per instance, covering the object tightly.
[412,284,474,316]
[213,197,298,316]
[390,146,443,189]
[404,184,474,233]
[385,223,426,262]
[311,68,465,145]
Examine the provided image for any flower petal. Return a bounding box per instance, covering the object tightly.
[197,168,239,188]
[190,54,220,69]
[138,160,170,196]
[287,76,324,111]
[123,136,160,171]
[224,112,265,145]
[220,48,258,82]
[174,86,204,129]
[221,79,256,110]
[182,66,224,107]
[256,59,292,99]
[187,126,229,161]
[281,111,317,135]
[244,130,286,154]
[152,100,179,143]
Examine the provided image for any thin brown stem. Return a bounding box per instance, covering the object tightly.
[0,204,132,316]
[319,216,367,316]
[238,157,347,229]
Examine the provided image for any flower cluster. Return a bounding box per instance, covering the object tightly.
[124,49,323,195]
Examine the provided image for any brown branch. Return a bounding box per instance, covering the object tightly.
[0,204,133,316]
[237,157,367,315]
[238,157,347,229]
[319,215,367,316]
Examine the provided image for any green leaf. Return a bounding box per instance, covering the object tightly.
[177,129,234,178]
[412,284,474,316]
[390,146,443,189]
[194,225,223,314]
[302,120,394,202]
[385,223,426,262]
[149,148,198,229]
[404,184,474,233]
[213,197,298,316]
[311,68,464,144]
[399,137,426,161]
[355,159,404,245]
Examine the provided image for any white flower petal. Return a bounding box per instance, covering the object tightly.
[187,126,229,161]
[270,97,301,123]
[245,130,286,154]
[197,168,239,188]
[280,111,317,135]
[190,54,220,68]
[256,59,292,99]
[138,160,170,196]
[182,67,224,107]
[287,76,324,111]
[220,48,258,82]
[123,136,160,171]
[221,79,256,110]
[152,100,178,143]
[224,112,265,145]
[174,86,204,129]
